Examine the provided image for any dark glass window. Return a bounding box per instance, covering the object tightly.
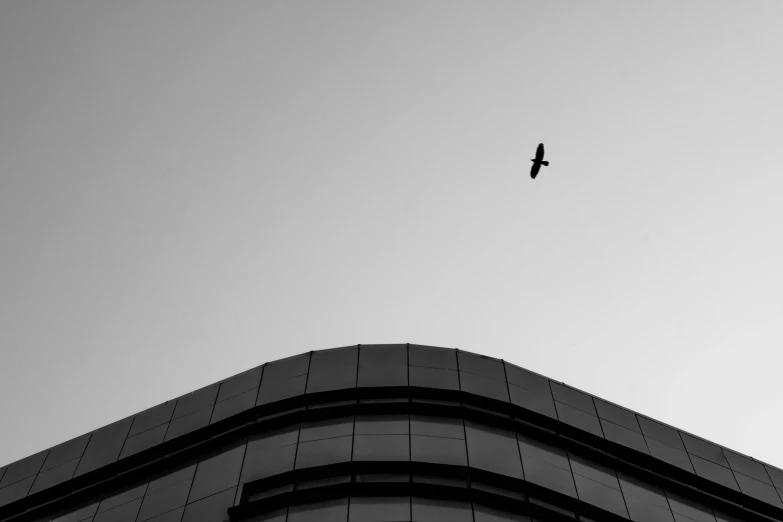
[517,433,568,470]
[618,473,672,522]
[352,435,409,461]
[93,497,142,522]
[181,488,236,522]
[188,443,245,503]
[138,481,191,522]
[217,367,263,403]
[349,496,410,521]
[519,456,576,498]
[41,434,91,472]
[680,433,728,467]
[210,389,257,424]
[572,475,628,518]
[465,421,523,479]
[295,436,353,469]
[504,363,551,397]
[408,367,459,390]
[408,345,457,370]
[599,419,649,454]
[508,385,556,419]
[148,464,196,494]
[636,417,684,450]
[473,504,530,521]
[129,403,176,438]
[164,407,212,442]
[550,383,596,415]
[120,424,167,459]
[0,476,34,507]
[52,502,100,522]
[355,415,408,435]
[645,438,694,473]
[306,346,358,393]
[733,472,783,507]
[568,454,620,489]
[173,385,219,420]
[288,499,348,522]
[593,399,640,433]
[457,352,505,381]
[554,402,603,438]
[459,372,509,402]
[689,455,738,491]
[724,450,771,484]
[358,366,408,387]
[410,435,467,466]
[665,492,717,522]
[257,354,309,405]
[98,484,148,514]
[410,415,463,439]
[29,459,79,494]
[766,464,783,490]
[75,418,134,477]
[412,497,472,522]
[241,427,299,483]
[300,417,354,442]
[143,507,184,522]
[257,375,307,405]
[0,450,48,487]
[360,344,407,366]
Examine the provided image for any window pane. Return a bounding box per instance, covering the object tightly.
[517,433,569,470]
[75,418,134,477]
[520,457,576,498]
[93,498,142,522]
[360,345,407,367]
[295,436,353,469]
[410,436,467,466]
[138,481,191,522]
[0,476,35,508]
[217,367,263,403]
[465,422,523,479]
[457,352,505,381]
[459,372,508,402]
[549,383,596,415]
[0,451,48,488]
[257,354,310,405]
[211,389,257,424]
[129,403,176,438]
[355,415,409,435]
[508,385,556,419]
[724,450,771,484]
[181,488,236,522]
[572,475,628,518]
[352,435,409,461]
[408,367,459,390]
[241,428,299,482]
[473,504,530,522]
[42,434,91,472]
[689,456,738,491]
[306,347,358,393]
[568,454,620,489]
[600,420,649,454]
[636,418,684,450]
[173,385,219,420]
[412,498,472,522]
[349,497,410,522]
[410,416,463,439]
[52,502,100,522]
[120,424,167,459]
[300,417,354,442]
[593,399,640,433]
[164,407,212,441]
[503,364,550,397]
[645,439,694,473]
[358,366,408,387]
[189,443,245,503]
[288,499,349,522]
[408,345,457,370]
[29,459,79,494]
[554,402,603,438]
[148,464,196,494]
[99,484,148,514]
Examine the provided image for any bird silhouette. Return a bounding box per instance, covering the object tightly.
[530,143,549,179]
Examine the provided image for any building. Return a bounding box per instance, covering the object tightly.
[1,344,782,522]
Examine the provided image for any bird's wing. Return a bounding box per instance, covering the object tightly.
[536,143,545,161]
[530,162,540,179]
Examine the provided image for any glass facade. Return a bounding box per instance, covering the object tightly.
[0,344,780,522]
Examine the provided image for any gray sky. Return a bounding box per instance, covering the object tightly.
[2,1,782,469]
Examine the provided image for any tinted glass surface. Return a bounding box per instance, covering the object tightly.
[29,459,79,494]
[465,422,523,479]
[352,435,409,461]
[93,497,142,522]
[306,347,358,393]
[550,383,596,415]
[164,407,213,441]
[408,345,457,370]
[508,385,556,419]
[211,389,258,424]
[408,367,459,390]
[217,367,263,403]
[189,443,245,503]
[181,488,235,522]
[130,403,176,438]
[457,352,505,381]
[98,484,148,514]
[288,499,348,522]
[121,424,167,459]
[411,497,472,522]
[0,451,48,487]
[41,434,91,472]
[349,496,410,521]
[75,418,134,477]
[0,476,34,507]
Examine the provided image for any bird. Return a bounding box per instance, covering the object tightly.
[530,143,549,179]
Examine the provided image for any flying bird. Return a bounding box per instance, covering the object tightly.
[530,143,549,179]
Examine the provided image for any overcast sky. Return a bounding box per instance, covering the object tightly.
[2,2,783,470]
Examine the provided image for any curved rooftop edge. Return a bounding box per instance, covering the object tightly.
[0,343,781,522]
